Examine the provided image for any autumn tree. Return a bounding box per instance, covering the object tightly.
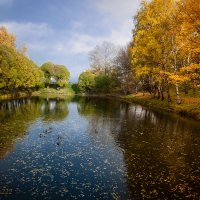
[130,0,173,99]
[129,0,197,102]
[176,0,200,94]
[0,27,44,94]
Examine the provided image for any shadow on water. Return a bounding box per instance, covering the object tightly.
[75,97,200,199]
[0,96,199,199]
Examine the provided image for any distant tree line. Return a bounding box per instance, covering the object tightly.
[0,27,70,95]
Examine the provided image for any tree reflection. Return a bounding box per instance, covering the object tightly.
[76,97,120,117]
[41,98,70,122]
[0,98,42,159]
[76,97,121,145]
[0,97,70,159]
[115,103,200,199]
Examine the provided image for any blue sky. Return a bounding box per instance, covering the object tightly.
[0,0,141,82]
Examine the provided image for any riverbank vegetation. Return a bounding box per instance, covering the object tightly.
[32,86,75,98]
[122,92,200,120]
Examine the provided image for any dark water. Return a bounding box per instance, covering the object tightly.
[0,97,199,200]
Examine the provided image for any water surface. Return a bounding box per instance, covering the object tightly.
[0,97,200,199]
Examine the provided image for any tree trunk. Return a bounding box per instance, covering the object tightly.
[149,75,153,94]
[172,35,181,104]
[175,83,181,104]
[135,85,138,94]
[142,79,145,96]
[184,84,188,94]
[167,84,171,102]
[184,53,190,95]
[161,85,164,100]
[157,83,161,99]
[153,82,157,98]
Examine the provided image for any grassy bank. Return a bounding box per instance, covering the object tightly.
[32,87,75,98]
[0,87,75,101]
[121,92,200,121]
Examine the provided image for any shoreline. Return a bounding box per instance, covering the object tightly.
[76,92,200,121]
[119,93,200,121]
[1,91,199,121]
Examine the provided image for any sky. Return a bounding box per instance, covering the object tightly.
[0,0,141,82]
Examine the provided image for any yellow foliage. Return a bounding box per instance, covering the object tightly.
[135,66,150,78]
[169,74,190,84]
[0,26,16,48]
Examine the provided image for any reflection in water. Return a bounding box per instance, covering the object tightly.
[115,103,200,199]
[0,98,70,159]
[0,97,199,199]
[42,98,69,122]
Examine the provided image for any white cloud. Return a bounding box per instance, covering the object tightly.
[0,21,54,40]
[0,21,56,57]
[0,21,93,55]
[87,0,141,47]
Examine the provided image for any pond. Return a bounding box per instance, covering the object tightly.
[0,97,199,200]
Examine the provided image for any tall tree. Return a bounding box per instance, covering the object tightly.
[129,0,193,102]
[114,45,135,94]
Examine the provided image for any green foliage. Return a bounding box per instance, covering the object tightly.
[78,71,96,92]
[78,71,117,93]
[33,87,74,97]
[78,70,117,93]
[71,83,80,94]
[95,74,114,93]
[41,62,70,88]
